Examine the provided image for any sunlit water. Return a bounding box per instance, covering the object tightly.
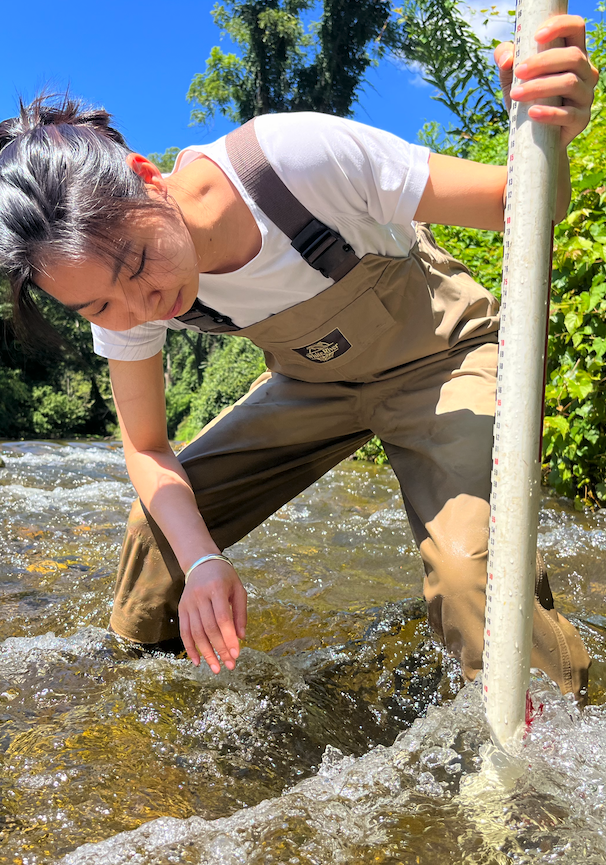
[0,441,605,864]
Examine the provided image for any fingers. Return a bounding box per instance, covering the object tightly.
[515,47,597,89]
[494,42,515,113]
[232,580,248,641]
[494,42,514,72]
[180,606,222,673]
[495,13,598,148]
[197,598,239,669]
[179,608,202,669]
[526,102,586,140]
[178,565,247,674]
[534,14,587,53]
[510,66,594,108]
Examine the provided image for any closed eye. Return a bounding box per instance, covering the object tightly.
[130,247,147,280]
[92,302,109,318]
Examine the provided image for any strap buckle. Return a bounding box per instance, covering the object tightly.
[175,299,241,334]
[291,219,352,279]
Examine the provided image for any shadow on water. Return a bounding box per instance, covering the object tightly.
[0,441,605,864]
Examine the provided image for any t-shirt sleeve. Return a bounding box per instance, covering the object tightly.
[91,321,168,361]
[254,113,430,230]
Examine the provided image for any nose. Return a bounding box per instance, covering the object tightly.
[122,284,163,326]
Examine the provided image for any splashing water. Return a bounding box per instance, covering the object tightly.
[0,441,605,864]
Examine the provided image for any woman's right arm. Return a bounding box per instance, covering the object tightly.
[109,353,247,672]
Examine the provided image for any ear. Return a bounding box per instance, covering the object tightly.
[126,153,168,196]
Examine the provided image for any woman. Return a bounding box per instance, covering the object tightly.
[0,15,598,699]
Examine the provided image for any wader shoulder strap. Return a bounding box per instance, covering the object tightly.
[226,118,361,282]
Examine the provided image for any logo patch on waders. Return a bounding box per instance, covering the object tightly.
[293,328,352,363]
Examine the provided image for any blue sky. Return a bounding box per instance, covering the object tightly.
[0,1,600,157]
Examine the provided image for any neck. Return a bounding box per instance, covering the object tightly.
[166,156,261,273]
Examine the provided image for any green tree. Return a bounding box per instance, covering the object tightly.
[176,337,266,440]
[0,285,116,439]
[187,0,502,130]
[187,0,394,124]
[394,0,509,145]
[164,330,226,437]
[148,147,180,175]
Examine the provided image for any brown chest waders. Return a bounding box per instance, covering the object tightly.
[111,119,590,701]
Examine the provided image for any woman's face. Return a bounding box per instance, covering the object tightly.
[35,208,200,332]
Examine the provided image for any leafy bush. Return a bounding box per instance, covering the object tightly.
[176,337,266,441]
[30,373,93,438]
[422,16,606,507]
[354,436,389,465]
[0,282,117,439]
[0,367,33,438]
[543,48,606,507]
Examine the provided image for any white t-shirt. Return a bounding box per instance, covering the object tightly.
[92,112,430,361]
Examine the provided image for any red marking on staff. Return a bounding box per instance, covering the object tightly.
[498,399,501,406]
[525,692,545,735]
[487,629,490,636]
[495,458,499,465]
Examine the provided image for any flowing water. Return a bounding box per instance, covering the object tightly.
[0,441,605,864]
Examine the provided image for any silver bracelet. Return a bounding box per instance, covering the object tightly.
[184,553,234,585]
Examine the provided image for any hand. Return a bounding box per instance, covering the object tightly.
[494,14,599,148]
[178,558,247,673]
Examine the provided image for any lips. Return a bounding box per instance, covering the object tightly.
[161,290,183,320]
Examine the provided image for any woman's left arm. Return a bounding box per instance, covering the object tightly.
[414,14,599,231]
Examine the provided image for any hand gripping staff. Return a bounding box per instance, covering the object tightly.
[483,0,567,747]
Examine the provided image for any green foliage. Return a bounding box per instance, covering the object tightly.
[164,331,225,438]
[188,0,509,155]
[148,147,180,174]
[30,373,93,438]
[0,284,116,439]
[543,42,606,507]
[187,0,395,124]
[0,367,33,438]
[425,14,606,507]
[175,337,266,441]
[354,435,389,465]
[393,0,509,146]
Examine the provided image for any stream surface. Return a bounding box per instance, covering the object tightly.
[0,440,605,864]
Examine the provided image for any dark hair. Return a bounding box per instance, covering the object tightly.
[0,93,170,345]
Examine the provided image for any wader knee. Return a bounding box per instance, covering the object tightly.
[426,549,590,705]
[531,551,590,705]
[110,499,183,645]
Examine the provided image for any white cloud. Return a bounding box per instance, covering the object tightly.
[463,1,516,46]
[389,57,431,87]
